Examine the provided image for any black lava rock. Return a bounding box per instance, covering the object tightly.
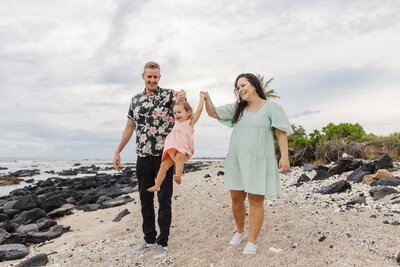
[347,163,376,183]
[346,196,366,206]
[112,209,130,222]
[0,244,29,261]
[36,218,57,231]
[8,169,40,178]
[328,158,362,175]
[313,166,331,181]
[370,177,400,187]
[369,187,398,200]
[314,180,351,195]
[41,196,67,213]
[25,225,64,243]
[371,155,393,170]
[15,253,48,267]
[303,164,314,172]
[12,208,46,225]
[297,174,311,183]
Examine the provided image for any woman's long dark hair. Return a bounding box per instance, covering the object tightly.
[232,73,267,125]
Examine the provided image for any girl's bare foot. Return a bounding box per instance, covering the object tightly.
[147,186,160,192]
[173,175,181,184]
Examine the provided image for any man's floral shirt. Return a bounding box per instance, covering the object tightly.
[128,87,175,157]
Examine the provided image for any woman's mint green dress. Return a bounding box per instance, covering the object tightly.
[215,101,293,196]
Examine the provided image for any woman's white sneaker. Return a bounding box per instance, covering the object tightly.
[243,241,257,254]
[229,229,248,245]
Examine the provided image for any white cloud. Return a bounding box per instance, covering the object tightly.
[1,0,400,158]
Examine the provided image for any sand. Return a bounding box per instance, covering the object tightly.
[7,161,400,266]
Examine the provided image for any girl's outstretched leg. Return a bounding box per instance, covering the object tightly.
[173,152,186,184]
[147,155,174,192]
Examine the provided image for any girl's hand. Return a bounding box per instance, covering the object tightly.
[200,91,209,100]
[175,90,186,101]
[279,158,290,174]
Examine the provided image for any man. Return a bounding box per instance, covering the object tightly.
[113,61,185,258]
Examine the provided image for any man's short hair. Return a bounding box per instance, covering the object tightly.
[144,61,160,73]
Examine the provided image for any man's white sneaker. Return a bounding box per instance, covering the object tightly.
[153,244,168,258]
[229,229,248,245]
[132,241,154,254]
[243,241,257,254]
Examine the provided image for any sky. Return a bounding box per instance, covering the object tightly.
[1,0,400,160]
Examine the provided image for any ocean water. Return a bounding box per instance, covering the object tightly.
[0,158,135,196]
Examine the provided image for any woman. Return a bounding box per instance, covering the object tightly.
[202,73,293,254]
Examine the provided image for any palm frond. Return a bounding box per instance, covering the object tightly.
[255,73,280,99]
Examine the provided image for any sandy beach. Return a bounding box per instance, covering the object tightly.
[6,161,400,267]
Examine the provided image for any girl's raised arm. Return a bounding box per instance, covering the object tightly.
[190,93,205,127]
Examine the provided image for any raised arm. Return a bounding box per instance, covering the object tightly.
[113,118,135,171]
[274,128,290,174]
[190,94,205,127]
[201,91,220,119]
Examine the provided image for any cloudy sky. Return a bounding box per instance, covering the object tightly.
[1,0,399,160]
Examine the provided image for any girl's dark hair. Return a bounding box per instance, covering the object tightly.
[232,73,267,124]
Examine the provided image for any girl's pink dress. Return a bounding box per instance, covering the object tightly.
[162,119,194,162]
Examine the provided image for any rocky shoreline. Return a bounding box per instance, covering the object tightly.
[0,161,207,264]
[0,157,399,265]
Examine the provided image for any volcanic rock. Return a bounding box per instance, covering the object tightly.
[12,208,46,225]
[347,163,376,183]
[26,225,64,243]
[369,187,398,200]
[370,177,400,187]
[314,180,351,194]
[313,166,331,181]
[0,244,29,261]
[15,253,48,267]
[371,155,393,170]
[112,209,130,222]
[46,204,74,218]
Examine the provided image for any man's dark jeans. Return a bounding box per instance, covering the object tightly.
[136,156,173,247]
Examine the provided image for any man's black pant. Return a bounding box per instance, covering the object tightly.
[136,156,174,247]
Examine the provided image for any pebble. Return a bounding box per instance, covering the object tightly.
[269,247,282,253]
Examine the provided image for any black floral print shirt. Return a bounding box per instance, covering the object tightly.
[128,87,175,157]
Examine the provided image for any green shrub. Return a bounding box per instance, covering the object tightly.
[384,132,400,157]
[321,122,366,141]
[288,123,399,163]
[308,129,322,147]
[293,137,308,148]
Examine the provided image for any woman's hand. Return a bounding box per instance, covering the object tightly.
[279,157,290,174]
[200,91,209,100]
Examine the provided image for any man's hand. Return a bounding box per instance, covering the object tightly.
[113,153,122,172]
[174,90,186,102]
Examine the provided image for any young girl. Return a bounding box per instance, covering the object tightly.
[147,94,204,192]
